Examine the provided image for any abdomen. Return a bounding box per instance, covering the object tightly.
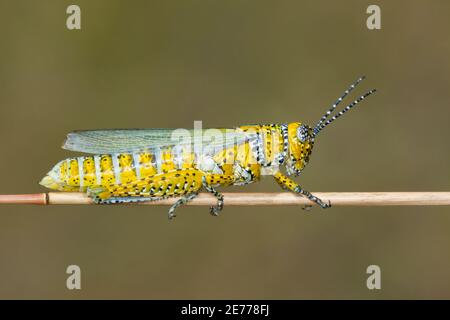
[40,152,159,191]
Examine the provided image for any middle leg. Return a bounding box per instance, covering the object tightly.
[202,174,235,216]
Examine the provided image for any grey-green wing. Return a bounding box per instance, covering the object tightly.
[62,128,253,154]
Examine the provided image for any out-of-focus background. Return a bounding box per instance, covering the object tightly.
[0,0,449,299]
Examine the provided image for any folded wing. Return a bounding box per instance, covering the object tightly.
[62,128,253,154]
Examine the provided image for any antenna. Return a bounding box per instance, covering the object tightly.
[313,88,377,135]
[313,76,366,134]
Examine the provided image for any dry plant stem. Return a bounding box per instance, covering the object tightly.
[1,192,450,206]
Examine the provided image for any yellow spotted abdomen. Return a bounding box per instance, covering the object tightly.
[40,152,159,191]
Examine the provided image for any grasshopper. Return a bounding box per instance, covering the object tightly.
[40,76,376,219]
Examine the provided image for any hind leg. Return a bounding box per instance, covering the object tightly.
[87,186,166,204]
[88,168,203,200]
[92,195,166,204]
[167,192,199,220]
[89,187,198,220]
[87,168,204,218]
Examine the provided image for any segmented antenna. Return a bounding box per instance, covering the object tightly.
[313,76,366,136]
[313,88,377,134]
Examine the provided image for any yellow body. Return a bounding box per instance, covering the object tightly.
[39,76,375,217]
[40,123,313,202]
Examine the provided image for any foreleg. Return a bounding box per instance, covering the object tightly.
[273,172,331,209]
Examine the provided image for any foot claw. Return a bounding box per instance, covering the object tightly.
[209,206,220,216]
[320,200,332,209]
[168,212,176,220]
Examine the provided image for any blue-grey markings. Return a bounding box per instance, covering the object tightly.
[111,153,122,183]
[132,153,141,180]
[94,155,102,185]
[78,157,85,189]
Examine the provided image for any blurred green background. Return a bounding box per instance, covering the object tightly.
[0,0,450,299]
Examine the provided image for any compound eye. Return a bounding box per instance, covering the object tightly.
[297,125,310,143]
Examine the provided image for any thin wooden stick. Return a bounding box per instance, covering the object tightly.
[1,192,450,206]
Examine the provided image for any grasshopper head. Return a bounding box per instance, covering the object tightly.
[286,123,315,176]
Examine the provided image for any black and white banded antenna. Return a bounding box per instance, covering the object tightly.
[313,76,376,136]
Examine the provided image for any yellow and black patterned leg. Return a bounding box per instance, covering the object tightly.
[202,173,235,216]
[273,172,331,209]
[87,168,205,219]
[168,192,199,220]
[204,184,224,216]
[87,187,165,204]
[202,177,226,216]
